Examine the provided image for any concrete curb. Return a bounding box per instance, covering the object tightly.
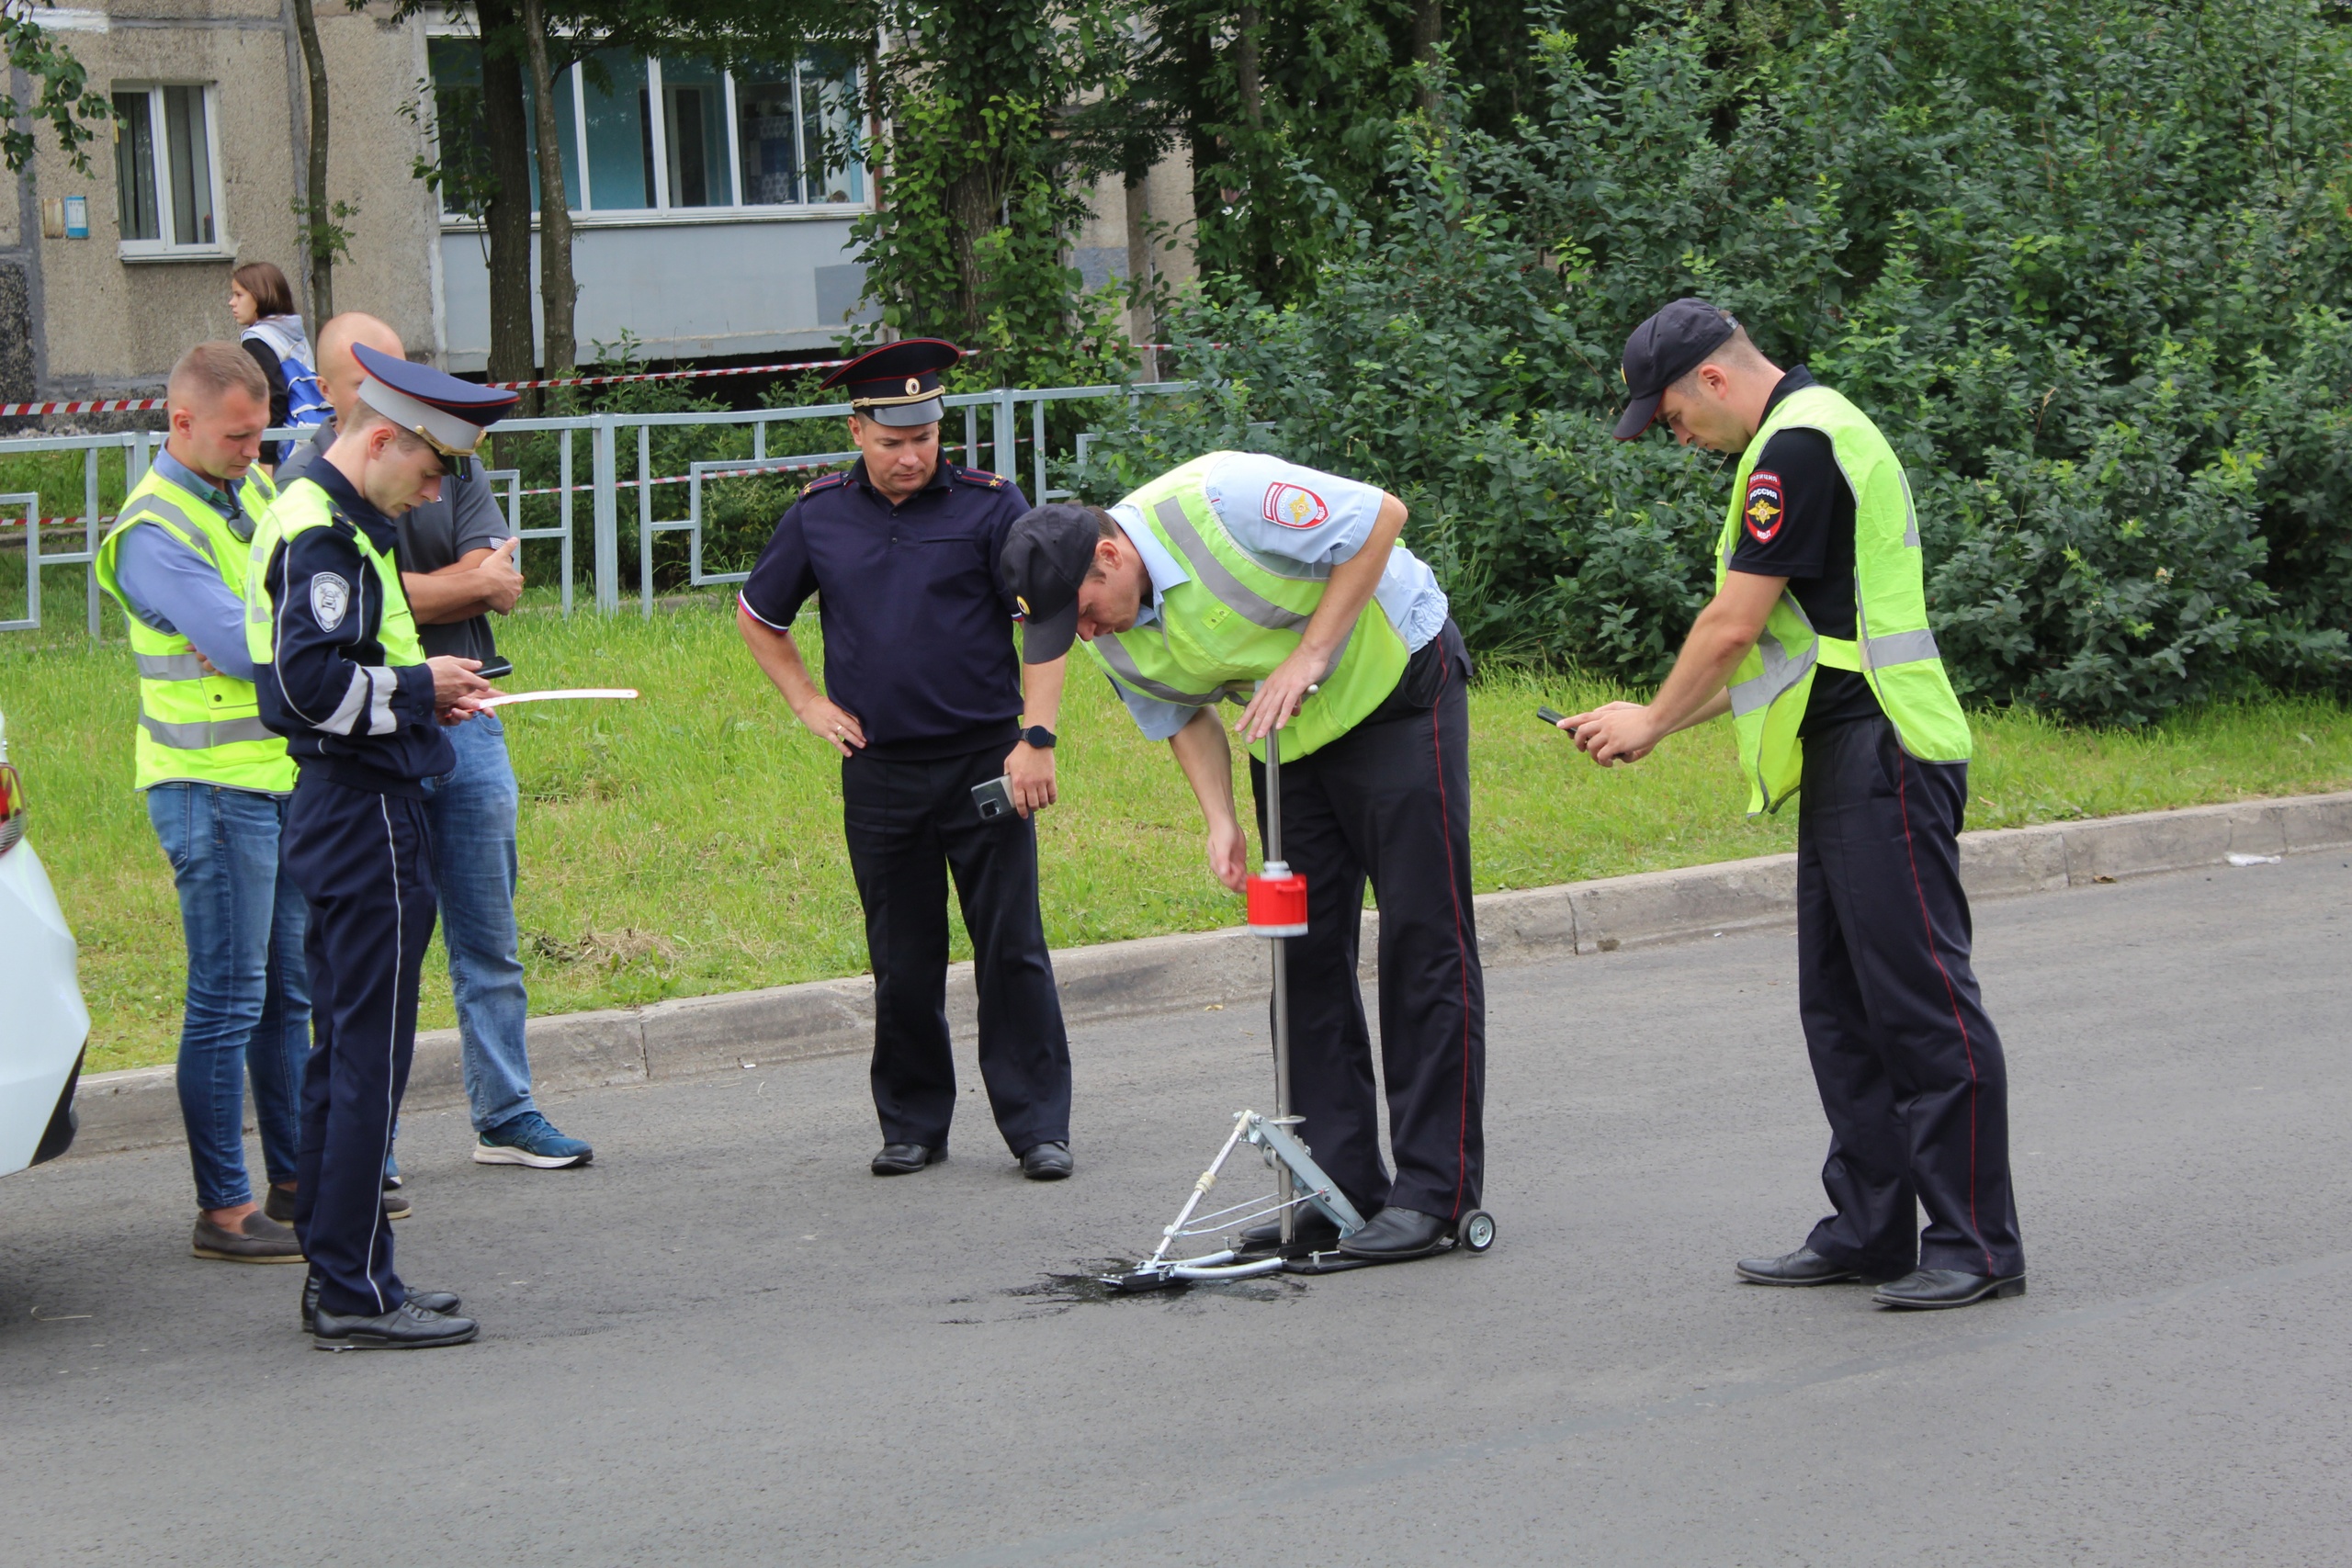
[63,789,2352,1157]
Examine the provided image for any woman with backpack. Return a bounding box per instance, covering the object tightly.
[228,262,330,468]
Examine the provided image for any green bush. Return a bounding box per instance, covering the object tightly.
[1085,0,2352,724]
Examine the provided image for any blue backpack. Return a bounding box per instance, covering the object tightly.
[243,318,332,428]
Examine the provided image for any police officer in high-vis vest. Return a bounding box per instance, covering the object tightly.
[249,343,515,1349]
[1564,299,2026,1310]
[95,343,309,1266]
[998,457,1485,1263]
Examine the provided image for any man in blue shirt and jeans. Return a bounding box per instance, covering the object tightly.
[96,343,308,1263]
[277,312,591,1184]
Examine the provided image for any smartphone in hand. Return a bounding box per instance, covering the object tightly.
[1536,705,1568,729]
[972,775,1016,821]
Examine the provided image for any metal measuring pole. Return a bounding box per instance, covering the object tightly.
[1264,718,1295,1248]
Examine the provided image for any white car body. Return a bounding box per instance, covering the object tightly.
[0,711,87,1175]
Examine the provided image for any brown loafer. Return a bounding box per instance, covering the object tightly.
[192,1211,305,1264]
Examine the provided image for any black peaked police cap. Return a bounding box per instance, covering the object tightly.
[999,503,1103,663]
[1612,298,1740,440]
[820,337,962,427]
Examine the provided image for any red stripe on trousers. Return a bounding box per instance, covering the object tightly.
[1894,753,1991,1277]
[1430,651,1473,1221]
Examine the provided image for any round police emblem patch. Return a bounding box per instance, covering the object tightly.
[905,377,922,395]
[1744,471,1785,544]
[310,572,352,632]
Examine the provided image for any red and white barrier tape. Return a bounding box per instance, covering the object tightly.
[1,513,120,529]
[511,454,849,497]
[487,356,866,391]
[0,396,169,417]
[2,345,1193,411]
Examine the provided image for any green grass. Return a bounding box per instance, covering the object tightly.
[4,592,2348,1075]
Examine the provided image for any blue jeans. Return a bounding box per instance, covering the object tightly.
[421,713,537,1132]
[147,783,310,1211]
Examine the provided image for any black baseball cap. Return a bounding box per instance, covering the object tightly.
[1612,298,1740,440]
[999,503,1103,662]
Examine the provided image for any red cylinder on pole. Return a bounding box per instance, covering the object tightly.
[1247,870,1308,937]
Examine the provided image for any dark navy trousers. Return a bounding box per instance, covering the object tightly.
[841,744,1072,1155]
[1247,622,1486,1222]
[282,772,437,1316]
[1795,714,2025,1279]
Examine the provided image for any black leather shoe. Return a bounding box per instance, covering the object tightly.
[302,1276,458,1334]
[1018,1141,1072,1180]
[1873,1268,2027,1310]
[1237,1213,1342,1252]
[1337,1206,1448,1260]
[871,1143,946,1176]
[312,1299,479,1350]
[1736,1247,1864,1286]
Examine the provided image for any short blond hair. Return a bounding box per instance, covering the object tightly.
[167,341,269,410]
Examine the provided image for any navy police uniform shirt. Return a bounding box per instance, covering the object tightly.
[1724,366,1882,736]
[740,457,1033,760]
[254,461,456,795]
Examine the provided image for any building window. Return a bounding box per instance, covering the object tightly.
[112,84,223,254]
[424,41,863,219]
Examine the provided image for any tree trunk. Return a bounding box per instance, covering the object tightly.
[1412,0,1443,114]
[1184,11,1221,241]
[289,0,334,320]
[1236,4,1263,129]
[944,156,1006,343]
[1124,168,1155,381]
[476,0,537,404]
[520,0,577,398]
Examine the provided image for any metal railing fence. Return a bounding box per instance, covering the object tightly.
[0,380,1193,636]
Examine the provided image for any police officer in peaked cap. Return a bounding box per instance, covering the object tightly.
[250,344,515,1348]
[737,339,1077,1181]
[1563,299,2026,1310]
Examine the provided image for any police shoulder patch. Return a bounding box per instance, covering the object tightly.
[310,571,353,632]
[1743,470,1786,545]
[803,471,851,493]
[954,465,1005,489]
[1262,482,1329,529]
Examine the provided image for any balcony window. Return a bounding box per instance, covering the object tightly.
[112,84,223,254]
[660,58,732,208]
[424,39,861,219]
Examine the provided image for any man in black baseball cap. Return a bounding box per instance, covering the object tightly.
[1611,296,1742,440]
[1560,298,2027,1313]
[1001,457,1487,1268]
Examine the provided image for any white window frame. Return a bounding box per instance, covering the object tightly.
[420,28,870,229]
[112,81,232,262]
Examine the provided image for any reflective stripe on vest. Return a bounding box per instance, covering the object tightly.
[1713,384,1972,817]
[94,466,293,794]
[134,650,209,681]
[1150,497,1311,632]
[140,713,277,749]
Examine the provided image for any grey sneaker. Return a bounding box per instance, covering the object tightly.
[381,1179,412,1222]
[191,1211,304,1264]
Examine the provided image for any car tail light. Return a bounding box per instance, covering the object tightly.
[0,762,21,856]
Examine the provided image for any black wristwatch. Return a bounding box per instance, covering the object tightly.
[1020,725,1057,750]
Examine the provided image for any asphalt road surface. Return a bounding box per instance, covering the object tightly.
[5,854,2348,1565]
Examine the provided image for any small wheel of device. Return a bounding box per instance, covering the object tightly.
[1458,1210,1497,1253]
